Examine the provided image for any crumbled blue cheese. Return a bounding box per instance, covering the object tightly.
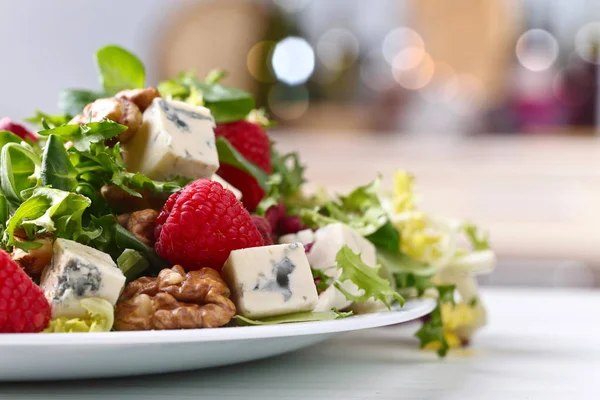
[123,98,219,181]
[40,239,126,319]
[222,243,318,319]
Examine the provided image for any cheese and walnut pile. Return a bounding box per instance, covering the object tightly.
[0,89,393,334]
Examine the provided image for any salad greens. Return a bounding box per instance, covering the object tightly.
[0,44,495,358]
[333,245,404,309]
[43,298,115,333]
[234,309,352,326]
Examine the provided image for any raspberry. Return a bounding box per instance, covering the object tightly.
[215,121,272,211]
[154,179,264,271]
[0,250,51,333]
[265,202,286,235]
[251,215,274,245]
[279,215,309,235]
[0,117,37,142]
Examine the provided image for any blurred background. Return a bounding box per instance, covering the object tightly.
[1,0,600,286]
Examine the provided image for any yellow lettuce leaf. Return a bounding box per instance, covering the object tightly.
[43,298,115,333]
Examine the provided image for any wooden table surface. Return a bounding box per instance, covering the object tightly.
[272,132,600,272]
[2,288,597,399]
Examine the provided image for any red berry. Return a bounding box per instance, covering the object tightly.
[0,117,37,142]
[251,215,274,245]
[215,121,272,211]
[0,250,51,333]
[154,179,264,271]
[279,215,309,235]
[265,202,286,234]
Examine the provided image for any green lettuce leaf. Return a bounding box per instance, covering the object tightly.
[38,120,127,152]
[96,45,145,95]
[3,186,90,247]
[334,245,404,309]
[234,309,352,326]
[0,142,41,203]
[216,137,269,189]
[0,130,23,148]
[41,135,78,192]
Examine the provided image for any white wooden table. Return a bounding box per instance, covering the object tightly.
[1,288,597,399]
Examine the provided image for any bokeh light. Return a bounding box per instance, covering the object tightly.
[419,62,459,103]
[360,49,396,92]
[452,74,485,115]
[268,83,310,120]
[382,27,424,66]
[515,29,559,71]
[247,41,277,83]
[271,37,315,85]
[273,0,312,14]
[575,22,600,65]
[316,28,360,71]
[392,52,435,90]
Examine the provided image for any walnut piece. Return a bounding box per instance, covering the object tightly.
[115,87,161,112]
[69,97,142,143]
[11,232,53,277]
[127,209,158,247]
[114,266,236,331]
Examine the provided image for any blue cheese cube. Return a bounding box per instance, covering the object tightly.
[222,243,318,319]
[307,223,378,312]
[211,174,242,200]
[40,239,126,319]
[123,98,219,181]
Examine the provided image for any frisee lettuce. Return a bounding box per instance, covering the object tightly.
[333,245,404,309]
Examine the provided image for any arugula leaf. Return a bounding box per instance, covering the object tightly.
[234,309,352,325]
[121,172,186,194]
[333,245,404,309]
[301,178,388,237]
[0,142,41,203]
[59,89,104,116]
[463,223,490,250]
[216,137,269,189]
[415,285,456,357]
[117,249,150,282]
[38,120,127,152]
[3,186,91,247]
[115,225,171,273]
[96,45,145,95]
[41,135,78,192]
[25,111,71,128]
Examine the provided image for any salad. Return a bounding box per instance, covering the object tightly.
[0,45,495,357]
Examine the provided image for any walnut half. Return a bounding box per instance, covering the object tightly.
[114,266,236,331]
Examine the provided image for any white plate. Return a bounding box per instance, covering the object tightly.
[0,299,435,381]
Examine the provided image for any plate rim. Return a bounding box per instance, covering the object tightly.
[0,298,435,346]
